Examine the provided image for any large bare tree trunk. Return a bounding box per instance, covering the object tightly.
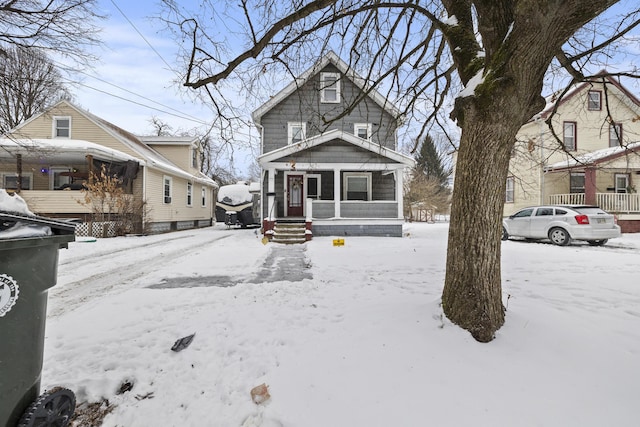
[442,107,518,342]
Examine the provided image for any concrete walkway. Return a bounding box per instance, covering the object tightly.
[247,243,312,283]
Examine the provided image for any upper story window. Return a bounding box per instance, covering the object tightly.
[320,72,340,103]
[505,176,514,203]
[354,123,372,141]
[187,182,193,206]
[587,90,601,111]
[563,121,576,151]
[53,116,71,138]
[288,122,306,144]
[163,176,172,204]
[609,123,622,147]
[191,148,199,169]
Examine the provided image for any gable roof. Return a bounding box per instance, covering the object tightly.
[257,129,415,166]
[532,72,640,122]
[11,100,216,187]
[252,51,403,125]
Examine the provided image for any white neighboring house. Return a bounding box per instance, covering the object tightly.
[0,100,218,235]
[505,73,640,233]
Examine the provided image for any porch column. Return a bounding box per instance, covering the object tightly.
[86,154,94,184]
[334,168,341,218]
[585,167,597,205]
[267,168,276,220]
[395,168,403,219]
[16,153,22,193]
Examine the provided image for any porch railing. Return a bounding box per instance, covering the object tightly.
[548,193,640,213]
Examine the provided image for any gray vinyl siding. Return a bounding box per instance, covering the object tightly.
[276,139,393,164]
[340,202,398,218]
[261,64,398,154]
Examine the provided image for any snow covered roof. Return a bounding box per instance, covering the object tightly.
[251,51,403,125]
[546,141,640,171]
[0,137,142,164]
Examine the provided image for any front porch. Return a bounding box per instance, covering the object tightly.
[549,193,640,232]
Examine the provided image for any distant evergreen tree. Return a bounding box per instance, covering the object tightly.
[413,134,450,191]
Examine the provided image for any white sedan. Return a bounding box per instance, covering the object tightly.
[502,205,621,246]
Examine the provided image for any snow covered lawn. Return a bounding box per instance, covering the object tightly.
[42,223,640,426]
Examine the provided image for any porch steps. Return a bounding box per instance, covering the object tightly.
[271,222,307,244]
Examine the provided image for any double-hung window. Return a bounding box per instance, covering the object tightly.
[505,176,514,203]
[320,72,340,103]
[354,123,372,141]
[587,90,601,111]
[187,182,193,206]
[288,122,306,144]
[343,172,371,201]
[609,123,622,147]
[53,116,71,138]
[163,176,172,204]
[563,121,576,151]
[306,174,321,199]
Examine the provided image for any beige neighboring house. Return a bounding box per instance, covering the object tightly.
[506,73,640,233]
[0,100,218,235]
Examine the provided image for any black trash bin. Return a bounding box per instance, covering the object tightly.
[0,212,76,427]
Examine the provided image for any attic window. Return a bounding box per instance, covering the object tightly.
[53,116,71,138]
[288,122,306,144]
[320,72,340,103]
[354,123,372,140]
[587,90,601,111]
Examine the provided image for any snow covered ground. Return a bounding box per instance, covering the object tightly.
[41,222,640,426]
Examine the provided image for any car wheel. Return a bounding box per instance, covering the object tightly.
[501,227,509,241]
[548,227,571,246]
[587,239,608,246]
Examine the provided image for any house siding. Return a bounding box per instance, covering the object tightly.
[261,64,397,154]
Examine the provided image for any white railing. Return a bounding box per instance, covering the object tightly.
[548,193,640,213]
[548,193,585,205]
[596,193,640,213]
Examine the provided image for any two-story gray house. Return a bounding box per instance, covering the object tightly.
[253,52,414,240]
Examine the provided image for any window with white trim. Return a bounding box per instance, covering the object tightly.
[2,173,33,190]
[163,176,172,204]
[505,176,514,203]
[343,172,371,201]
[287,122,306,144]
[587,90,601,110]
[563,121,576,151]
[609,123,622,147]
[201,187,207,207]
[53,116,71,138]
[187,182,193,206]
[320,72,340,103]
[354,123,372,140]
[192,148,199,169]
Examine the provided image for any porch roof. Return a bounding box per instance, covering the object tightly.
[257,129,415,167]
[545,141,640,172]
[0,138,143,164]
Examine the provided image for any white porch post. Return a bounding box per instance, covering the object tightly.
[267,168,276,220]
[395,168,404,219]
[334,168,341,218]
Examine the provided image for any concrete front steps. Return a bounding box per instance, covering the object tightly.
[271,221,307,244]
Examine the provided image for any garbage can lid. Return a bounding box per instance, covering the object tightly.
[0,211,76,236]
